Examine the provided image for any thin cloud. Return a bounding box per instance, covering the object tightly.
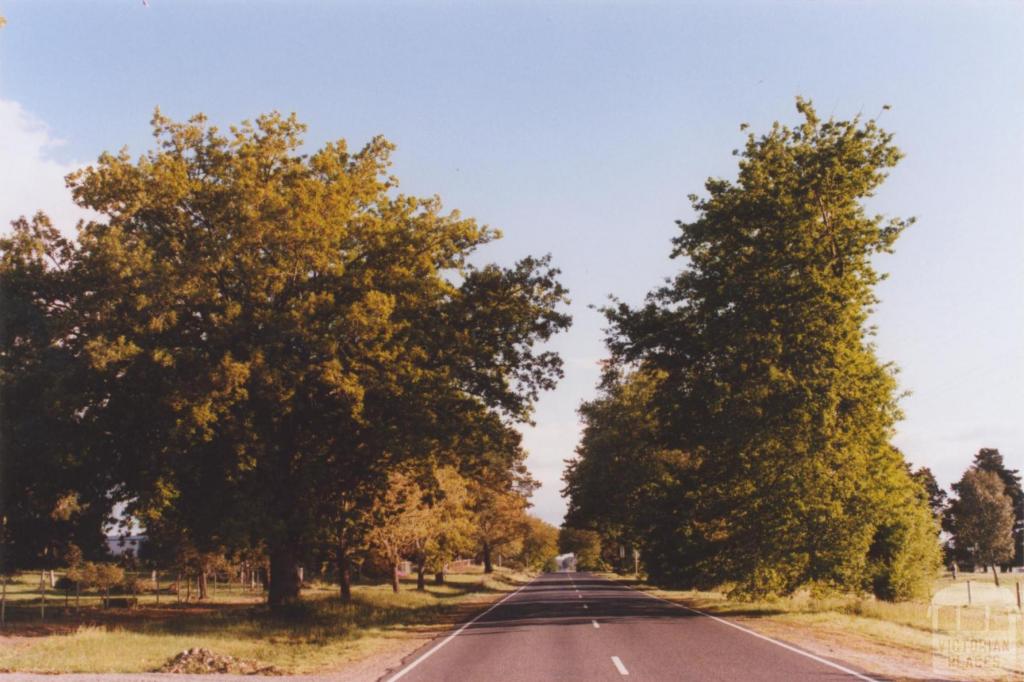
[0,98,93,236]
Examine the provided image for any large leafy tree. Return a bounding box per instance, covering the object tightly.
[946,468,1015,585]
[1,216,113,573]
[4,110,569,606]
[968,449,1022,567]
[517,516,559,570]
[597,99,939,598]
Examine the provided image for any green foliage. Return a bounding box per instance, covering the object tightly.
[962,449,1023,567]
[867,488,942,601]
[517,516,559,570]
[0,216,112,571]
[558,528,604,571]
[2,110,569,605]
[470,474,532,573]
[946,468,1015,571]
[568,99,938,600]
[910,466,947,519]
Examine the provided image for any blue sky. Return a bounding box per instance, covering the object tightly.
[2,1,1021,525]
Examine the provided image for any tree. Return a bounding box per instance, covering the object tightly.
[969,449,1023,567]
[946,468,1015,585]
[597,99,938,598]
[518,516,559,571]
[911,466,947,519]
[1,216,113,575]
[471,482,531,574]
[562,369,696,578]
[558,528,603,571]
[3,110,569,608]
[366,472,431,593]
[417,468,475,588]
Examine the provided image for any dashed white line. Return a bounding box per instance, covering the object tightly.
[611,656,629,675]
[592,619,600,629]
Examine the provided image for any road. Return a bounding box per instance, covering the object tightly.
[383,572,881,682]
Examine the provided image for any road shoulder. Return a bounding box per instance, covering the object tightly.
[598,573,1016,682]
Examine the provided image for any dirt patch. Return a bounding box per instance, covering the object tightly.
[159,648,280,675]
[736,617,939,681]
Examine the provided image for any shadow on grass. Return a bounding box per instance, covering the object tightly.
[0,572,531,643]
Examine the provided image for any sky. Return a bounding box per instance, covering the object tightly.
[1,1,1021,526]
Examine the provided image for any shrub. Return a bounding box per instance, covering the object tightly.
[868,502,942,601]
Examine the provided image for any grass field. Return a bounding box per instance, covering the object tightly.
[0,566,533,674]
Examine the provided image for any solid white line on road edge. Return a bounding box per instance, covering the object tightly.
[592,619,600,629]
[611,656,629,675]
[621,582,879,682]
[385,576,535,681]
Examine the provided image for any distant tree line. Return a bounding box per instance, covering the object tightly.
[0,110,568,608]
[564,100,946,601]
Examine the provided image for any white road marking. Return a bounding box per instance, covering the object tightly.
[621,582,879,682]
[611,655,629,675]
[592,619,600,629]
[385,576,535,681]
[583,603,588,609]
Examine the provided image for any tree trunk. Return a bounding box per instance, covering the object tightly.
[390,561,400,593]
[339,549,352,603]
[39,571,46,621]
[483,543,493,574]
[416,558,426,591]
[198,572,208,600]
[434,570,445,585]
[268,545,302,608]
[991,563,1001,587]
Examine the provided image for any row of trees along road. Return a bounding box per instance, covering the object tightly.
[0,111,570,608]
[564,99,944,601]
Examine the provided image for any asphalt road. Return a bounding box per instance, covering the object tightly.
[383,572,881,682]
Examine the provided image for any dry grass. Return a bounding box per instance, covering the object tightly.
[0,566,534,674]
[601,570,1024,680]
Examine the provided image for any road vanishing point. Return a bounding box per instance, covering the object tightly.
[384,572,880,681]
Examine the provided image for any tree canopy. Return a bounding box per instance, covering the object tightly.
[1,110,570,605]
[566,99,940,600]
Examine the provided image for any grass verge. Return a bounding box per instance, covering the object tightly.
[597,571,1023,681]
[0,567,533,674]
